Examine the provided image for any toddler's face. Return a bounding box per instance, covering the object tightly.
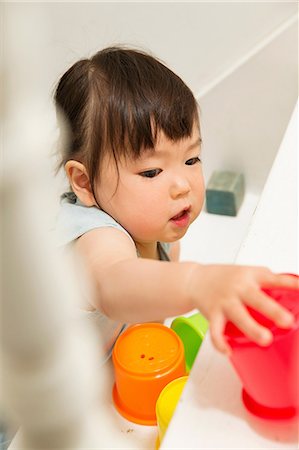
[95,125,205,247]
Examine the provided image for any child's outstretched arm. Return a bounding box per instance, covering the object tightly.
[76,227,298,355]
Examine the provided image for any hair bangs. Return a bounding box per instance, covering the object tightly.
[103,72,199,162]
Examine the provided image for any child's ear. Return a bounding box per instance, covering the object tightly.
[65,160,96,207]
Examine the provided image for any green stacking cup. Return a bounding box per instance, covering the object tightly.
[171,313,209,372]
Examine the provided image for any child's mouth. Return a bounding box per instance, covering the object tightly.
[170,207,191,228]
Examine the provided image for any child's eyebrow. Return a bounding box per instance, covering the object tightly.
[187,137,202,151]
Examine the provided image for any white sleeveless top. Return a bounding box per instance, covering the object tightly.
[56,192,170,363]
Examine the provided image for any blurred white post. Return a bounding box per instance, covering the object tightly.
[1,108,103,449]
[0,5,111,449]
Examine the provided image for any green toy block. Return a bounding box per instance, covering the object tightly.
[206,171,245,216]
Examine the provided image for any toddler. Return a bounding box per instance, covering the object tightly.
[55,46,297,362]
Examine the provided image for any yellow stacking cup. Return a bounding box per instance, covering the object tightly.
[155,376,189,448]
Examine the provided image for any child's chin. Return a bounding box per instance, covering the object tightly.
[164,228,190,242]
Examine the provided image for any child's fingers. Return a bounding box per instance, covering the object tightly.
[263,272,299,290]
[209,313,232,356]
[245,289,295,328]
[226,303,273,347]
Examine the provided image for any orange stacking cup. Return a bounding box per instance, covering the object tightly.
[112,323,186,425]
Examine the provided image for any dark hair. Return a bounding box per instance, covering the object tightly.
[54,46,200,195]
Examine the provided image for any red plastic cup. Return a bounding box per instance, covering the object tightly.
[224,278,299,420]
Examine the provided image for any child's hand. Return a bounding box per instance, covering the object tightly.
[190,265,298,355]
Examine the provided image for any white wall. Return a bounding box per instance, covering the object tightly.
[199,16,298,192]
[3,2,297,93]
[2,2,298,193]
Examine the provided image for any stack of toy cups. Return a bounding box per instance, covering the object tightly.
[225,276,299,420]
[112,323,186,425]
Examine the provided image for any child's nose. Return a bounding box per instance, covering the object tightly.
[169,176,191,199]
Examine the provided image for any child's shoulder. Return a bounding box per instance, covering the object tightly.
[56,192,133,247]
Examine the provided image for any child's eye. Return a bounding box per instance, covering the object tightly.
[139,169,162,178]
[185,157,201,166]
